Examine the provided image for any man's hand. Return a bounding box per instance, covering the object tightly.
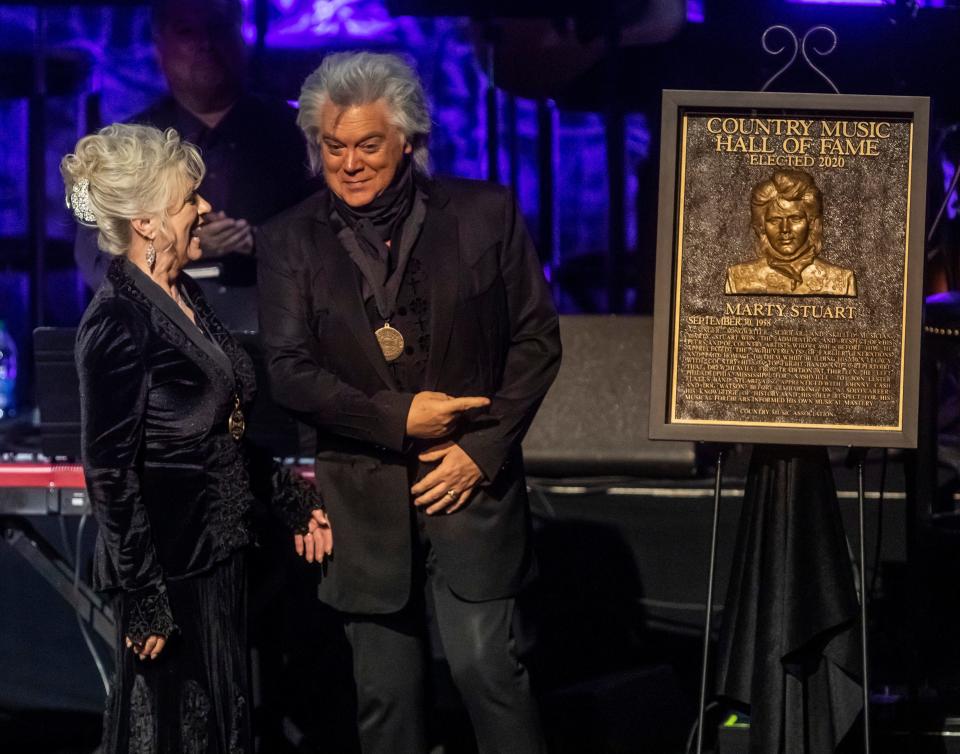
[126,634,166,660]
[405,391,490,440]
[294,508,333,563]
[411,442,484,515]
[197,210,255,257]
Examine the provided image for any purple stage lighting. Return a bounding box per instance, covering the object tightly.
[789,0,947,6]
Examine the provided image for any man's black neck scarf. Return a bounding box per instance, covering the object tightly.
[329,157,422,322]
[331,157,414,272]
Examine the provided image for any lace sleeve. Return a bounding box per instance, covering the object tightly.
[125,586,178,645]
[270,465,322,535]
[244,441,321,534]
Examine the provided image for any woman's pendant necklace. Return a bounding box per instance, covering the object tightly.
[228,395,245,440]
[374,322,404,362]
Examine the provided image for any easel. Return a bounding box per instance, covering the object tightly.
[692,26,874,754]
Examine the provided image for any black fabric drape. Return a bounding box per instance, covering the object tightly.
[716,445,863,753]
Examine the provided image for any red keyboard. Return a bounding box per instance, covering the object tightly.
[0,462,88,515]
[0,462,313,516]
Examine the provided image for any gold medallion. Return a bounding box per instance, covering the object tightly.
[228,396,245,440]
[375,322,405,362]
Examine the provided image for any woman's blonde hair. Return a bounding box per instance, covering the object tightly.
[60,123,205,255]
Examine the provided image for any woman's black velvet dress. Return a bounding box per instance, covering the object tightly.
[76,258,313,754]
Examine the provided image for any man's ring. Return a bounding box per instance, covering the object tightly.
[447,489,458,500]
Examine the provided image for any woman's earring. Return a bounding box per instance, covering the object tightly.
[146,241,156,272]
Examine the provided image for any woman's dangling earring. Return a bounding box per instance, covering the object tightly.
[146,241,156,272]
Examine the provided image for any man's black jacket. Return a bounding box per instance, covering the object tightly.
[257,177,562,614]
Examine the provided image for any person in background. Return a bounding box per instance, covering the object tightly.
[74,0,313,331]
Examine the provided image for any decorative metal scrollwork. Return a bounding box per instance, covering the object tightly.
[761,24,840,94]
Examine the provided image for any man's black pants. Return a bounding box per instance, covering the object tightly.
[342,515,545,754]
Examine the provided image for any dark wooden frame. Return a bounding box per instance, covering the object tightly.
[649,89,929,448]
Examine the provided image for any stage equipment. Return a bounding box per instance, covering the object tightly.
[523,315,698,478]
[0,461,86,516]
[1,513,112,643]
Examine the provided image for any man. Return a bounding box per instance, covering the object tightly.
[75,0,313,329]
[257,52,561,753]
[725,169,857,296]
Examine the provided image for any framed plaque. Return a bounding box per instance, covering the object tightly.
[649,90,929,448]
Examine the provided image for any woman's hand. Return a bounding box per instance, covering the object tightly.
[125,634,166,660]
[294,508,333,563]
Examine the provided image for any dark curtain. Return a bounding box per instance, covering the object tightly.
[716,444,863,753]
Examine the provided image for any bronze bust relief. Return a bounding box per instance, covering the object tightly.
[725,169,857,296]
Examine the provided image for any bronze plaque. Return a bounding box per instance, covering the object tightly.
[650,90,929,448]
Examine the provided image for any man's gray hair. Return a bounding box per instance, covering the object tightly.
[297,51,432,176]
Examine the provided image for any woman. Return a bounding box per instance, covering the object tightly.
[63,123,332,753]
